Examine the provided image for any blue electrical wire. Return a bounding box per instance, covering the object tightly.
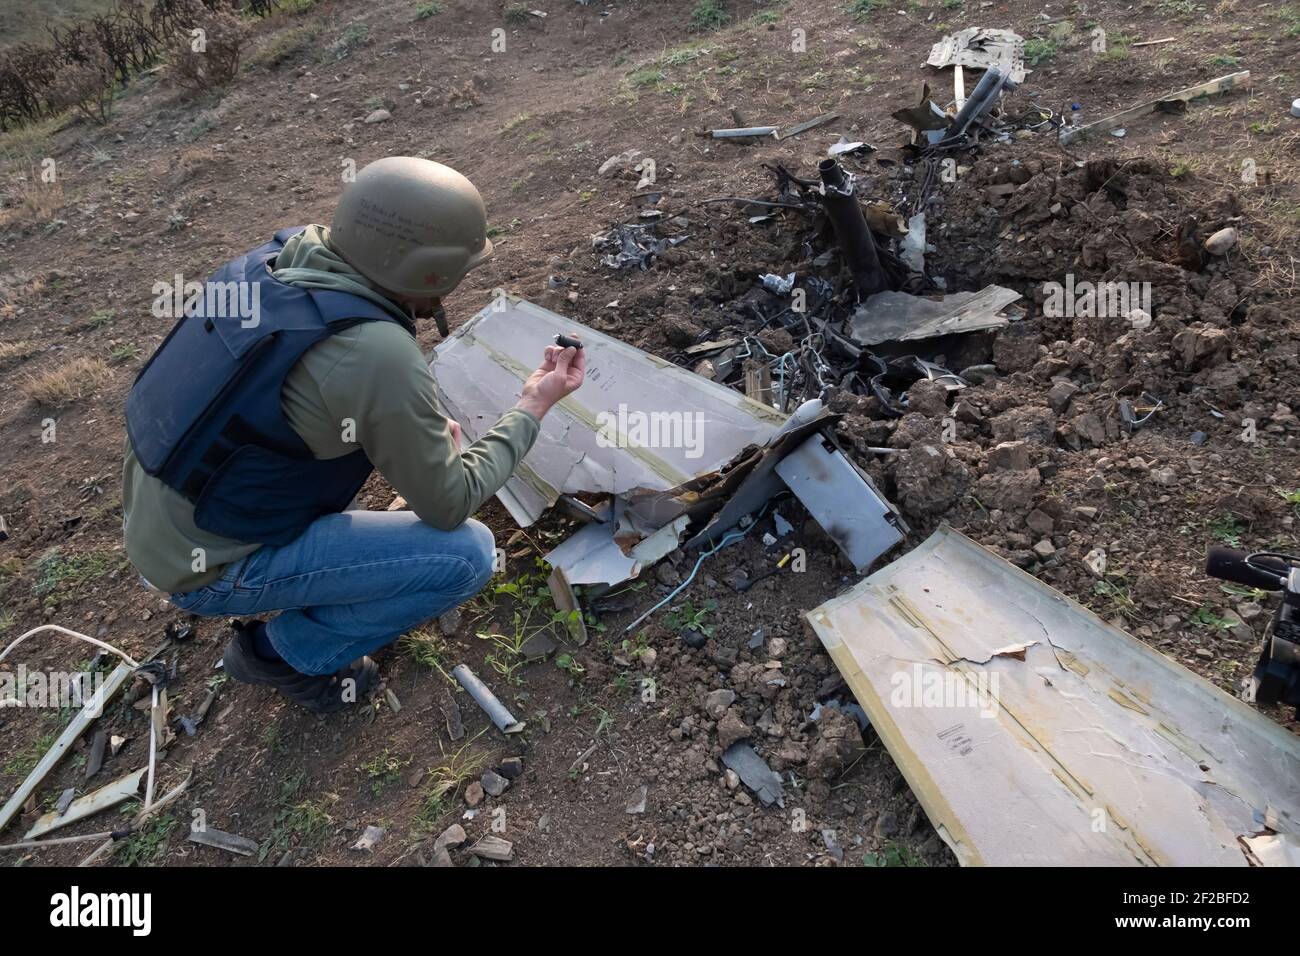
[622,500,775,634]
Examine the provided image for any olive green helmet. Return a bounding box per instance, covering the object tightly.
[330,157,493,298]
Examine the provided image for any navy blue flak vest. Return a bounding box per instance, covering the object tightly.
[126,227,412,546]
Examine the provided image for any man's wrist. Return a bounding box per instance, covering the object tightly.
[515,394,552,421]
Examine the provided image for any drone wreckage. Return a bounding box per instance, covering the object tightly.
[432,31,1298,866]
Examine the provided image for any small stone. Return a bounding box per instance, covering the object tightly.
[625,785,648,814]
[1047,379,1079,412]
[704,689,736,718]
[1203,227,1238,256]
[1025,509,1054,536]
[480,770,509,797]
[1083,548,1107,577]
[498,756,524,780]
[1150,467,1178,486]
[427,846,453,867]
[598,148,642,176]
[434,823,466,852]
[1033,539,1056,559]
[463,781,484,807]
[988,440,1032,471]
[655,562,681,587]
[469,835,514,862]
[766,637,787,658]
[1073,506,1099,521]
[959,364,997,384]
[873,811,899,839]
[680,629,708,650]
[717,711,751,750]
[363,108,391,124]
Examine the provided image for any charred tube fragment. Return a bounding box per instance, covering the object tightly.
[942,66,1015,143]
[554,333,584,350]
[817,159,888,300]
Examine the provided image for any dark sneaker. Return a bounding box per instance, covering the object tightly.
[222,624,379,714]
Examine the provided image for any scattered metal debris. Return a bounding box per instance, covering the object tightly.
[777,111,839,140]
[721,742,784,808]
[592,222,689,270]
[1060,71,1250,145]
[188,826,260,857]
[709,126,777,139]
[452,664,525,734]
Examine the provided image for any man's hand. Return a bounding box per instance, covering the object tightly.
[447,418,462,450]
[517,342,585,420]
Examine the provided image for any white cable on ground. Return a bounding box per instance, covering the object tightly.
[0,625,140,669]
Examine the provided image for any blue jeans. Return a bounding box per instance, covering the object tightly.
[169,511,496,675]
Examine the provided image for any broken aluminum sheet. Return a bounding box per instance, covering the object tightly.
[927,28,1027,84]
[774,433,906,573]
[24,767,146,840]
[545,501,691,587]
[849,285,1022,346]
[432,295,786,527]
[805,526,1300,866]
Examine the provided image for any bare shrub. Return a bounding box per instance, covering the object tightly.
[167,0,249,95]
[47,46,117,125]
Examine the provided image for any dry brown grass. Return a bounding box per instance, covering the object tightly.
[20,355,111,408]
[0,340,35,363]
[0,167,65,230]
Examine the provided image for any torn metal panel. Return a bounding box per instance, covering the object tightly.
[432,295,785,526]
[544,502,640,585]
[1241,832,1300,867]
[24,767,146,840]
[774,433,907,572]
[849,285,1022,346]
[805,526,1300,866]
[927,28,1027,84]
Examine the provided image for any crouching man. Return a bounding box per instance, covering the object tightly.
[122,157,583,713]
